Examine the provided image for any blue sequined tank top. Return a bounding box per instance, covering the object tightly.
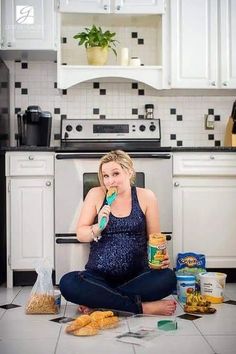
[85,186,148,281]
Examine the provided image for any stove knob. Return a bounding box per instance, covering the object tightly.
[76,124,83,132]
[150,125,156,131]
[66,125,73,132]
[139,125,146,132]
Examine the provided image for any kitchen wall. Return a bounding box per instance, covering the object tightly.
[7,60,236,147]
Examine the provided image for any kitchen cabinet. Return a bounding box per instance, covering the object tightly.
[170,0,236,88]
[5,152,54,288]
[57,9,168,89]
[59,0,165,14]
[1,0,56,50]
[173,152,236,269]
[219,0,236,88]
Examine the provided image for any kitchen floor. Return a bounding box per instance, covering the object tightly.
[0,284,236,354]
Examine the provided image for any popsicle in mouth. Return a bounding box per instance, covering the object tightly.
[99,187,118,230]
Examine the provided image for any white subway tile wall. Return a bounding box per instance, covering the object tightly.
[11,60,236,147]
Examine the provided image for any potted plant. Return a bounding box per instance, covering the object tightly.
[73,25,118,65]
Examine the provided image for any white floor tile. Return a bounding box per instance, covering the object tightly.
[224,284,236,300]
[56,333,134,354]
[134,335,215,354]
[205,335,236,354]
[194,303,236,335]
[0,338,56,354]
[0,287,22,305]
[0,319,61,340]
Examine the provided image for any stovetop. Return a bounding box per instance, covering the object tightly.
[59,118,163,152]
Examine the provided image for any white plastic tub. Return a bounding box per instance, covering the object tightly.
[199,272,227,303]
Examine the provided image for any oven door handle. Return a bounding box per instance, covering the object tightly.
[56,153,172,160]
[129,153,171,159]
[56,153,105,159]
[56,238,81,244]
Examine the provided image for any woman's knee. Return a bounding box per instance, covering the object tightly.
[162,268,177,289]
[59,271,78,300]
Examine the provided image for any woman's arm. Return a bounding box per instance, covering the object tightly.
[142,188,161,235]
[76,187,103,242]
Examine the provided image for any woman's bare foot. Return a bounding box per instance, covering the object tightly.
[142,299,177,316]
[77,305,92,314]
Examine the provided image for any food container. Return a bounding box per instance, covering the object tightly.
[148,233,166,269]
[129,57,141,66]
[54,289,61,312]
[199,272,227,303]
[176,274,195,303]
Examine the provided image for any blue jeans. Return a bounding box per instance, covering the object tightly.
[59,268,176,314]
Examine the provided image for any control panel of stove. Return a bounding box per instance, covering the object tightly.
[61,119,161,140]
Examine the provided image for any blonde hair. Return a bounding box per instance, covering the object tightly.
[98,150,136,186]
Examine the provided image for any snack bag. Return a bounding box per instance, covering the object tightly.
[176,252,206,291]
[25,259,58,314]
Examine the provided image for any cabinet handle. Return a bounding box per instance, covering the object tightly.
[174,182,179,187]
[103,4,108,10]
[116,5,121,10]
[210,81,216,86]
[222,81,228,87]
[28,155,34,160]
[45,181,51,187]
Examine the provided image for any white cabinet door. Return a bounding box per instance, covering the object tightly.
[114,0,165,14]
[171,0,218,88]
[173,177,236,268]
[220,0,236,88]
[1,0,56,49]
[10,177,54,269]
[59,0,164,13]
[59,0,109,13]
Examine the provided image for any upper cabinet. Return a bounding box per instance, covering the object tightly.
[1,0,56,50]
[170,0,236,88]
[59,0,165,14]
[219,0,236,88]
[57,1,168,90]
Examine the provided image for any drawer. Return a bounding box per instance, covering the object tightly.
[6,152,54,176]
[173,153,236,176]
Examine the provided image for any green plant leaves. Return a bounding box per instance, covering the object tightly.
[73,25,118,56]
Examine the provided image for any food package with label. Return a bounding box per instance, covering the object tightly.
[176,252,206,291]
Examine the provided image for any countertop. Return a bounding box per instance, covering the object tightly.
[1,146,236,152]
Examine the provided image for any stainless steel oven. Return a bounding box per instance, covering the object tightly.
[54,119,173,284]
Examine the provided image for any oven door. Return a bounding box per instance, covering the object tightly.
[55,237,90,284]
[55,152,173,282]
[55,152,172,233]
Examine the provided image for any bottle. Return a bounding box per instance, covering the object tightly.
[148,233,167,269]
[120,48,129,66]
[145,104,154,119]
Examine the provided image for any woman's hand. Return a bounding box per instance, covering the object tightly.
[160,253,171,269]
[98,205,111,230]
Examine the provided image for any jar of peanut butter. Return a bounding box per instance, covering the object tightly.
[148,233,166,269]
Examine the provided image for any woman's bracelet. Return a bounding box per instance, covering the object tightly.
[91,224,102,242]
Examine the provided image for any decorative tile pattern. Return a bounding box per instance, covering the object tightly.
[9,59,236,147]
